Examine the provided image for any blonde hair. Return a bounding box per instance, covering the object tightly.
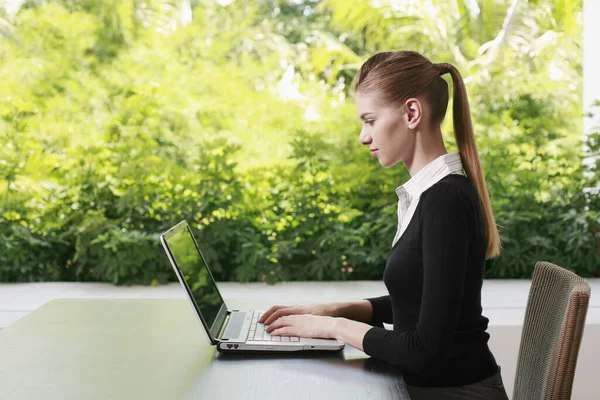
[354,51,501,259]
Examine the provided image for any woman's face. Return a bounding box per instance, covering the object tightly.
[355,93,418,168]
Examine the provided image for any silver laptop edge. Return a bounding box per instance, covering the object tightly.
[160,220,344,353]
[160,221,224,345]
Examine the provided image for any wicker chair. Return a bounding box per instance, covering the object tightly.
[512,261,591,400]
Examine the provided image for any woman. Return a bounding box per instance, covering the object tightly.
[259,50,509,399]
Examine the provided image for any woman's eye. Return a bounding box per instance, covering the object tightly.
[365,120,374,126]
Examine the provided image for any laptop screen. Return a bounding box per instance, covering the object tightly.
[164,224,225,331]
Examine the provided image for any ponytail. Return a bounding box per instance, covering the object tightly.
[436,63,502,259]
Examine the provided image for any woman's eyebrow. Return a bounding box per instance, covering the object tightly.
[359,113,374,120]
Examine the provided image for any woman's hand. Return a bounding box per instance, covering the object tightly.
[265,314,338,339]
[258,303,337,326]
[262,309,373,351]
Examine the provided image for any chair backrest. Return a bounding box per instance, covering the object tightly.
[513,261,591,400]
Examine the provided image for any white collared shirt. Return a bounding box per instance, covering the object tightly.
[392,152,465,247]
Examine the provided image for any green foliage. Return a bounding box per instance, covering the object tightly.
[0,0,597,284]
[487,129,600,278]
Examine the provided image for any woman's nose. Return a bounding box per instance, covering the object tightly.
[359,130,372,145]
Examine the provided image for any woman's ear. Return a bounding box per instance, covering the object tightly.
[404,98,422,130]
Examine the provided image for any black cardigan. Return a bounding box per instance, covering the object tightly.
[362,175,499,387]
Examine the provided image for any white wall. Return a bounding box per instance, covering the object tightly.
[584,0,600,140]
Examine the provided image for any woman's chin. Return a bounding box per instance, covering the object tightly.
[378,158,392,168]
[378,157,401,168]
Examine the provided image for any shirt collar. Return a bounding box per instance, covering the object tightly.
[396,152,464,200]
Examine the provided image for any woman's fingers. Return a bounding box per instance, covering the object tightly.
[258,305,287,323]
[264,308,291,326]
[263,306,306,326]
[266,316,291,333]
[270,327,292,336]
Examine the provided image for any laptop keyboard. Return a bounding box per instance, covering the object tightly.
[249,312,300,342]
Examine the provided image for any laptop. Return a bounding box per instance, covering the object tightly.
[160,220,345,353]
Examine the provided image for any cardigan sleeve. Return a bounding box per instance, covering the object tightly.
[364,295,393,327]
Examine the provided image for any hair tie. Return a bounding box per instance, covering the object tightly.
[435,62,452,76]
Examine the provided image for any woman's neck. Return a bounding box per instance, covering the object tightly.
[404,128,448,177]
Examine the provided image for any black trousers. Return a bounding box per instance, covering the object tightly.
[406,367,510,400]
